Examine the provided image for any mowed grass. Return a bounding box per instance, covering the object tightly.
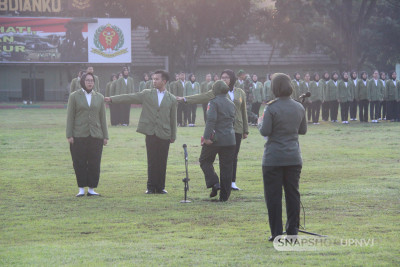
[0,107,399,266]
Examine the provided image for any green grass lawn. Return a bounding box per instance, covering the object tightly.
[0,107,399,266]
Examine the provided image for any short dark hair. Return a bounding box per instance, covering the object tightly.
[154,70,169,82]
[80,73,95,90]
[271,73,293,97]
[110,73,117,81]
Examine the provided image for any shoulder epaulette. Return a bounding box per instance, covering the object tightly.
[266,99,277,105]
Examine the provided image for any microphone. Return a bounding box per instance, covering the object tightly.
[299,92,311,99]
[183,144,188,161]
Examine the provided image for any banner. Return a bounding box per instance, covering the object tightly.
[0,17,131,63]
[88,18,131,63]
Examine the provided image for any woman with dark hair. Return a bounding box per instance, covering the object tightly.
[356,71,369,122]
[251,74,264,120]
[106,73,118,126]
[385,71,399,122]
[178,69,248,191]
[324,71,339,122]
[321,71,330,121]
[309,73,323,124]
[184,73,200,126]
[258,73,307,241]
[66,73,109,197]
[349,71,358,121]
[139,73,149,92]
[338,72,352,123]
[368,70,384,123]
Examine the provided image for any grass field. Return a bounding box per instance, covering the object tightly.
[0,107,399,266]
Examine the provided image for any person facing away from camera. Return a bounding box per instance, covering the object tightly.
[258,73,307,241]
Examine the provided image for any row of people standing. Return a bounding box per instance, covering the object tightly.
[284,70,400,124]
[104,67,135,126]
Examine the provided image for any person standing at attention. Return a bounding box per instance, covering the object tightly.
[66,73,109,197]
[258,73,307,241]
[105,70,177,194]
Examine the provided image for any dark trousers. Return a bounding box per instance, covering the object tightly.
[380,101,386,119]
[120,103,131,125]
[386,100,396,120]
[359,99,369,122]
[396,102,400,121]
[232,133,242,183]
[145,135,170,192]
[321,101,329,121]
[177,102,185,125]
[70,136,103,188]
[199,145,236,201]
[311,100,321,123]
[185,104,197,124]
[349,99,358,119]
[328,100,339,121]
[370,101,380,120]
[340,101,350,122]
[302,102,312,121]
[202,103,208,123]
[262,165,302,237]
[109,105,118,126]
[251,102,262,118]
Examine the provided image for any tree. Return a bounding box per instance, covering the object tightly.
[109,0,252,74]
[255,0,400,72]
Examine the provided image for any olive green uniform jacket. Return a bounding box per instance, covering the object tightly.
[185,88,249,135]
[184,81,200,96]
[111,89,177,140]
[70,77,81,94]
[252,81,264,103]
[309,80,324,102]
[200,81,210,94]
[263,80,274,102]
[355,79,369,101]
[385,79,399,101]
[66,90,109,139]
[324,80,339,101]
[105,81,112,97]
[368,79,384,101]
[139,81,147,92]
[114,77,135,95]
[258,97,307,166]
[338,80,353,102]
[291,79,302,100]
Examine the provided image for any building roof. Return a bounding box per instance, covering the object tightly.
[132,27,336,68]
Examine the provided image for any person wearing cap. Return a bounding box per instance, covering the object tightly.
[258,73,307,242]
[200,80,236,201]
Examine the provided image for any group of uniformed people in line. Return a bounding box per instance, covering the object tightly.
[70,67,400,126]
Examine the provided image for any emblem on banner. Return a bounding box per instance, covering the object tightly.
[72,0,91,9]
[91,24,128,58]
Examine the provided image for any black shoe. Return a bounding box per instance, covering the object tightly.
[268,236,276,242]
[159,189,168,194]
[76,193,85,197]
[87,192,100,196]
[145,190,155,194]
[209,183,220,198]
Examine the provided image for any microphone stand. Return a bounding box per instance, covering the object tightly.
[180,145,191,203]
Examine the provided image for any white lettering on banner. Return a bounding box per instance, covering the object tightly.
[0,0,61,13]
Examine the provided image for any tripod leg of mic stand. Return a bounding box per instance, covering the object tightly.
[180,181,191,203]
[283,230,327,238]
